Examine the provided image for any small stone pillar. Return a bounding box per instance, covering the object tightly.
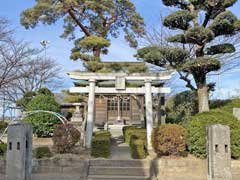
[233,108,240,120]
[207,124,232,180]
[145,79,153,150]
[6,123,32,180]
[86,79,96,148]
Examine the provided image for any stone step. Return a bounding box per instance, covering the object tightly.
[89,159,150,167]
[87,175,150,180]
[89,167,150,176]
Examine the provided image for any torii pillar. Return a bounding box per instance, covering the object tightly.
[86,79,96,148]
[145,80,153,150]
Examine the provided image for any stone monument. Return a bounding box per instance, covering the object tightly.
[233,108,240,120]
[6,123,32,180]
[207,124,232,180]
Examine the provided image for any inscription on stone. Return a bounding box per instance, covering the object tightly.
[115,76,126,90]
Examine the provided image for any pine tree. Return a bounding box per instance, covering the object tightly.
[136,0,240,112]
[21,0,145,71]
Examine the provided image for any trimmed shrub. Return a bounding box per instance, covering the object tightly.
[52,124,80,153]
[122,126,137,140]
[130,135,146,159]
[152,124,187,156]
[186,109,240,159]
[91,130,111,158]
[0,141,7,156]
[0,121,8,133]
[33,146,52,159]
[93,130,111,138]
[23,94,60,137]
[124,127,146,144]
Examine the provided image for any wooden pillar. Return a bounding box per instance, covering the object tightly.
[160,95,166,125]
[86,79,96,148]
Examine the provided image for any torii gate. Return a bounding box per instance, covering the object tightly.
[67,71,174,150]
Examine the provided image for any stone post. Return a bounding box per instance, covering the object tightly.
[86,79,96,148]
[145,80,153,150]
[233,108,240,120]
[6,123,32,180]
[207,124,232,180]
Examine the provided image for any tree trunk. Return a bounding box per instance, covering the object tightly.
[197,85,210,112]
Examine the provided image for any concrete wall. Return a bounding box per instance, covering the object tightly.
[1,157,240,180]
[153,157,240,180]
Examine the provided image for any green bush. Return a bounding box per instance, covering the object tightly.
[122,126,137,141]
[93,130,111,138]
[52,124,80,153]
[186,109,240,159]
[23,94,60,137]
[91,131,111,158]
[0,141,7,156]
[124,126,146,144]
[166,91,198,124]
[130,135,147,159]
[33,146,52,159]
[0,121,8,133]
[152,124,187,156]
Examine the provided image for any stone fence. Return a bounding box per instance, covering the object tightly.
[1,157,240,180]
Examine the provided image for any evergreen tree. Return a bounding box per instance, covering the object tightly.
[20,0,145,71]
[136,0,240,112]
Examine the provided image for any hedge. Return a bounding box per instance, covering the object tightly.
[130,135,146,159]
[123,126,146,144]
[186,109,240,159]
[33,146,52,159]
[91,131,111,158]
[122,126,137,140]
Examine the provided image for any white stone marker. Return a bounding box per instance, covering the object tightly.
[6,123,32,180]
[86,79,96,148]
[233,108,240,120]
[207,124,232,180]
[145,80,153,150]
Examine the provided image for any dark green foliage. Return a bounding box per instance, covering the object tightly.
[206,43,236,55]
[0,141,7,156]
[152,124,187,156]
[166,91,198,124]
[52,124,80,154]
[23,94,60,137]
[183,57,221,73]
[185,27,214,45]
[210,11,237,36]
[0,121,8,133]
[91,131,111,158]
[186,109,240,159]
[33,146,52,159]
[85,61,147,73]
[214,98,240,113]
[163,10,195,30]
[136,47,189,69]
[167,34,186,43]
[130,135,147,159]
[38,88,54,96]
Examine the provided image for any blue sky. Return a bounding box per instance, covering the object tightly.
[0,0,240,98]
